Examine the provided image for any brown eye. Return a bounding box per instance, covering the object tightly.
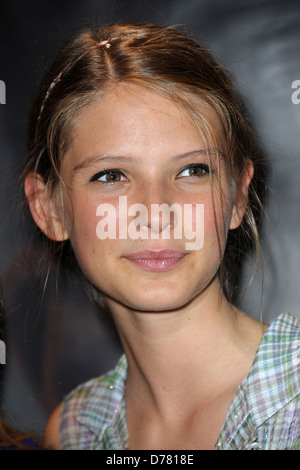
[105,171,122,182]
[188,166,207,177]
[90,169,125,183]
[177,164,210,178]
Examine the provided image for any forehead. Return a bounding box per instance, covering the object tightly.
[64,83,224,166]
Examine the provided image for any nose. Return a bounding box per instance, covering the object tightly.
[129,182,180,238]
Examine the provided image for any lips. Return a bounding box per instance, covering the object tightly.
[124,250,187,272]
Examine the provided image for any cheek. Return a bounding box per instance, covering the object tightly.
[74,206,97,240]
[64,194,105,263]
[67,194,128,273]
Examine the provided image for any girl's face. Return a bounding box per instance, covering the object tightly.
[57,84,245,311]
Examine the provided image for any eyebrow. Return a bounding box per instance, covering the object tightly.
[71,148,221,173]
[173,148,220,161]
[72,154,140,173]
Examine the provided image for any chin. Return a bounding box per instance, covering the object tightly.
[114,289,196,313]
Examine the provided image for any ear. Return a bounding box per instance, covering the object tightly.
[229,159,254,230]
[24,172,69,241]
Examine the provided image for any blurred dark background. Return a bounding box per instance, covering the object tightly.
[0,0,299,438]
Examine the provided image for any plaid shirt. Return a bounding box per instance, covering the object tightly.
[60,313,300,450]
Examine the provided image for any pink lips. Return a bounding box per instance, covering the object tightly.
[124,250,187,272]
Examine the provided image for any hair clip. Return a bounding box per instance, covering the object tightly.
[98,39,111,48]
[97,37,119,49]
[36,36,120,132]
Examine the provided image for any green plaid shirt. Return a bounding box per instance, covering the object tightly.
[60,313,300,450]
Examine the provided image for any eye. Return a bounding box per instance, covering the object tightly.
[176,163,210,178]
[90,169,127,183]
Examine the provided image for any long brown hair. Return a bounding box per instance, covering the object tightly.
[22,22,266,305]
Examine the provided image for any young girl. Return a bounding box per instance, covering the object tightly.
[23,23,299,450]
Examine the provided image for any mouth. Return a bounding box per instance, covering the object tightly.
[124,250,188,272]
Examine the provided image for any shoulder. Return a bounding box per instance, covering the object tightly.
[248,313,300,449]
[43,375,113,450]
[266,311,300,340]
[58,355,127,450]
[255,312,300,369]
[43,403,63,450]
[253,312,300,385]
[220,314,299,450]
[44,381,100,450]
[254,311,299,354]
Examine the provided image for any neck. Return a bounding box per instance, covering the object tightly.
[106,279,265,420]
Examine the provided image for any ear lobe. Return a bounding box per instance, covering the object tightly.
[24,172,69,242]
[229,159,254,230]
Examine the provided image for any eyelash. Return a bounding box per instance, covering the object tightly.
[89,163,211,183]
[89,168,126,183]
[176,163,210,178]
